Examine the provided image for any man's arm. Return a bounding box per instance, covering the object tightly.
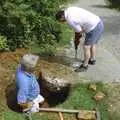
[39,65,45,81]
[17,76,33,110]
[18,102,33,109]
[74,32,82,49]
[67,20,83,49]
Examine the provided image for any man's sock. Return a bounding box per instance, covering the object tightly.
[83,60,88,66]
[90,56,96,61]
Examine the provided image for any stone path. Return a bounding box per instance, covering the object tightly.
[64,0,120,82]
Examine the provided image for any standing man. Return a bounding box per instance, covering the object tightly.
[56,7,104,72]
[16,54,47,113]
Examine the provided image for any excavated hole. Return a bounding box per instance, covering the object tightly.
[5,78,71,112]
[39,78,71,107]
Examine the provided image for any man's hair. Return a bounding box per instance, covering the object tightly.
[20,54,39,72]
[56,10,64,20]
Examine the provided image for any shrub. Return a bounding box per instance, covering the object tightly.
[0,35,8,51]
[0,0,71,51]
[106,0,120,9]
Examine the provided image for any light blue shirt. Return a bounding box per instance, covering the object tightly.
[16,65,40,103]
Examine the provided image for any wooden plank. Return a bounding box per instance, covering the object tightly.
[39,108,96,114]
[78,110,96,120]
[58,112,64,120]
[95,109,101,120]
[39,108,79,113]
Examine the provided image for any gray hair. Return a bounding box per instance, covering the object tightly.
[20,54,39,70]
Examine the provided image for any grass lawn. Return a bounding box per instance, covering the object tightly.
[1,83,109,120]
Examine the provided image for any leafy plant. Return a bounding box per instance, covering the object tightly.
[0,0,71,51]
[0,35,8,51]
[106,0,120,9]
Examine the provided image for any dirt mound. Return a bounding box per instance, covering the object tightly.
[0,49,74,112]
[0,49,26,111]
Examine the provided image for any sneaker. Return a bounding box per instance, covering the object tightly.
[74,64,88,72]
[81,60,96,65]
[88,60,96,65]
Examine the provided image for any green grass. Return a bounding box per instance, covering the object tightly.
[1,83,109,120]
[58,83,109,120]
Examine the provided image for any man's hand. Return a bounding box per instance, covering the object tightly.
[19,102,33,110]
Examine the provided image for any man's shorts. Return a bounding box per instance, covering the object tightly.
[85,19,104,45]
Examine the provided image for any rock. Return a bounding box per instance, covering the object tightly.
[93,92,105,102]
[88,84,97,91]
[72,62,80,68]
[78,110,96,120]
[41,76,70,92]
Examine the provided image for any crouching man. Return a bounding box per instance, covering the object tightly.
[16,54,46,113]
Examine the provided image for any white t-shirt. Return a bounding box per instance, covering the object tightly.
[64,7,101,33]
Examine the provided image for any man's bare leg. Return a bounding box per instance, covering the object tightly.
[88,44,96,65]
[83,45,91,66]
[90,44,96,60]
[74,45,91,72]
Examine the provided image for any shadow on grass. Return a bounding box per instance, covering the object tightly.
[91,4,120,10]
[91,4,110,8]
[40,55,79,66]
[34,52,83,68]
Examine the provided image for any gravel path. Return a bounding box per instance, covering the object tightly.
[64,0,120,82]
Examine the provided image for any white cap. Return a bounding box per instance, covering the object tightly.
[20,54,39,69]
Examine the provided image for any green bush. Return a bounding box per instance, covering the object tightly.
[0,35,8,51]
[106,0,120,9]
[0,0,71,51]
